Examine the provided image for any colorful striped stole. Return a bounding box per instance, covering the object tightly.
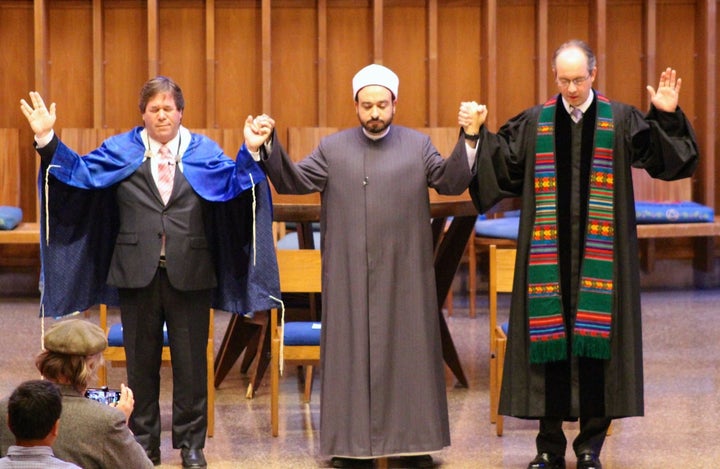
[527,94,615,364]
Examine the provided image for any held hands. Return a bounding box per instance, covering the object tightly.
[244,114,275,152]
[646,67,681,113]
[113,383,134,424]
[458,101,487,136]
[20,91,56,139]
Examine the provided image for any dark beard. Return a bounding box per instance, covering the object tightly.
[362,117,392,134]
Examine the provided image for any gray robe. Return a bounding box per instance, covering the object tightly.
[470,95,699,420]
[263,125,473,457]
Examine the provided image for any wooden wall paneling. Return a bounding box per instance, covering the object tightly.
[214,3,261,129]
[494,2,536,126]
[34,0,49,96]
[326,4,372,129]
[1,2,36,218]
[262,0,271,113]
[434,1,483,128]
[692,0,716,272]
[103,1,147,128]
[269,3,318,142]
[92,0,103,128]
[373,0,383,62]
[642,0,657,110]
[0,129,21,207]
[694,0,716,209]
[717,1,720,210]
[158,1,206,129]
[481,0,496,131]
[48,1,94,127]
[589,0,607,90]
[651,1,696,201]
[604,1,643,107]
[546,3,590,99]
[147,0,159,77]
[206,0,216,128]
[0,2,34,127]
[383,3,427,127]
[221,128,246,158]
[536,0,548,103]
[427,0,438,127]
[317,0,328,126]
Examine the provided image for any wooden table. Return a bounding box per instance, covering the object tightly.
[214,191,478,395]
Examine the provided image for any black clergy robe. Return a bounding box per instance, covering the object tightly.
[262,125,473,458]
[470,94,699,419]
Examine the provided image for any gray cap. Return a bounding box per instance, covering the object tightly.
[43,319,107,356]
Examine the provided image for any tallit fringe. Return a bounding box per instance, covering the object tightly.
[43,164,60,246]
[250,173,257,266]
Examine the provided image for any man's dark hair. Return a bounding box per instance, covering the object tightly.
[7,380,62,441]
[138,75,185,113]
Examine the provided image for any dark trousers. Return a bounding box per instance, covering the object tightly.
[119,268,211,450]
[536,417,612,457]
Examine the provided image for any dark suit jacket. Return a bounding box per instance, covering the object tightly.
[106,160,216,290]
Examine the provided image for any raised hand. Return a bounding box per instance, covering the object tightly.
[244,114,275,152]
[20,91,57,138]
[646,67,681,113]
[458,101,487,135]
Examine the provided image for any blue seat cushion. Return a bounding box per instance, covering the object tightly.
[0,206,23,230]
[107,323,169,347]
[475,216,520,240]
[283,322,321,346]
[276,231,322,250]
[500,321,509,336]
[635,201,714,224]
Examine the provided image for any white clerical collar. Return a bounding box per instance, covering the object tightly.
[563,90,594,116]
[362,125,391,141]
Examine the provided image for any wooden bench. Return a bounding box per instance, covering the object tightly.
[632,168,720,274]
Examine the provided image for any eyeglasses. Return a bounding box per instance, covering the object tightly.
[556,75,591,88]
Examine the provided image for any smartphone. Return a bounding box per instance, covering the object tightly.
[85,386,121,405]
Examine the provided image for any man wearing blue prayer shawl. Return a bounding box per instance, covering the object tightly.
[20,77,279,469]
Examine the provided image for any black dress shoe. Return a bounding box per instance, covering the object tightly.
[181,448,207,468]
[145,447,160,466]
[331,457,374,468]
[576,452,602,469]
[395,454,434,468]
[528,452,566,469]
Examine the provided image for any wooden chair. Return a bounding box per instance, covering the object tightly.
[488,244,516,436]
[96,304,216,438]
[270,249,322,437]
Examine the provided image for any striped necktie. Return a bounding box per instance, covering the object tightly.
[157,144,175,204]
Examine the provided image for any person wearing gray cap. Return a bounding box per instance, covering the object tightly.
[245,64,484,467]
[0,319,153,469]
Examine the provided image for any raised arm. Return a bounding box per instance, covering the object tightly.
[244,113,275,152]
[646,67,682,112]
[20,91,56,139]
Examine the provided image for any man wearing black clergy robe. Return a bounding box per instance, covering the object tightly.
[463,39,699,469]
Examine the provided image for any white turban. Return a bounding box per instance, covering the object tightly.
[352,64,399,100]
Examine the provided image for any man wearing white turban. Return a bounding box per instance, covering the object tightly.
[246,64,483,468]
